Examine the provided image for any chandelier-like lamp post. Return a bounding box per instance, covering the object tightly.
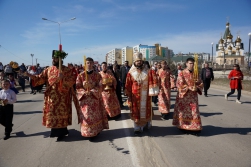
[31,54,34,66]
[42,17,76,71]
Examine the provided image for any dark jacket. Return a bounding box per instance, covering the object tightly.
[120,65,130,83]
[201,67,214,81]
[174,69,183,78]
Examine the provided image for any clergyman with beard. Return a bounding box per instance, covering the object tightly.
[125,52,159,135]
[25,50,80,141]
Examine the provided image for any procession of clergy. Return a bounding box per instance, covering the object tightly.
[19,51,203,141]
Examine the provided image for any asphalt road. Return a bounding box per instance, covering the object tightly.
[0,87,250,167]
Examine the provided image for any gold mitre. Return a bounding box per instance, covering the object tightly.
[133,52,143,62]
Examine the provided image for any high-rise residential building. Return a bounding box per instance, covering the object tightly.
[106,43,172,64]
[167,49,174,58]
[121,46,133,65]
[133,44,156,61]
[106,48,122,64]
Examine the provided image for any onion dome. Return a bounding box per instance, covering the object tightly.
[218,37,224,44]
[235,36,242,43]
[228,45,232,50]
[227,32,233,39]
[226,22,230,27]
[236,47,240,51]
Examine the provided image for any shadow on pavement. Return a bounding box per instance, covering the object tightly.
[242,101,251,104]
[13,131,51,138]
[200,125,251,137]
[10,124,251,143]
[16,100,44,103]
[207,94,224,97]
[12,129,84,141]
[200,112,223,117]
[14,111,42,115]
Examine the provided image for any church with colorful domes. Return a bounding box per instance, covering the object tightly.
[215,22,245,65]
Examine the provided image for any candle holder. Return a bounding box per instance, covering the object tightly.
[192,54,199,91]
[102,78,113,90]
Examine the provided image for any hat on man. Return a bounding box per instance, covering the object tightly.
[133,52,143,62]
[52,50,57,58]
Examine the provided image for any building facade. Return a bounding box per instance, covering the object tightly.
[133,44,157,61]
[121,46,133,65]
[106,48,122,65]
[106,43,172,65]
[215,22,245,65]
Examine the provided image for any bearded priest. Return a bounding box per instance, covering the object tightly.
[125,52,159,135]
[25,50,80,141]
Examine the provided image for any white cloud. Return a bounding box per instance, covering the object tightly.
[65,25,251,64]
[113,1,185,12]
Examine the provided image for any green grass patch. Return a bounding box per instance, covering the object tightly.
[211,78,251,92]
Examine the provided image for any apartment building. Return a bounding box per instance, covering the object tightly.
[133,44,156,61]
[121,46,133,65]
[106,48,122,64]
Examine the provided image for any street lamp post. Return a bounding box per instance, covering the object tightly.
[181,52,183,66]
[42,17,76,52]
[248,33,251,71]
[31,54,34,66]
[211,42,213,63]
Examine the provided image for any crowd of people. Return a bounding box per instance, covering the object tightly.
[0,52,244,140]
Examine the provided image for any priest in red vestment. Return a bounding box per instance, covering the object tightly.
[125,52,159,135]
[157,60,174,120]
[99,62,121,119]
[25,52,80,141]
[76,57,109,138]
[172,58,203,135]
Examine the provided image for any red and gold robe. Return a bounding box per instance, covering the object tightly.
[76,71,109,137]
[157,69,172,114]
[99,70,121,118]
[125,66,159,127]
[172,68,203,131]
[32,65,78,128]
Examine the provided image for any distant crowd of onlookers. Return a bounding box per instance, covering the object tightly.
[0,62,45,94]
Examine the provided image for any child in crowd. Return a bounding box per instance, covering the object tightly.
[0,72,5,90]
[0,80,17,140]
[8,75,19,94]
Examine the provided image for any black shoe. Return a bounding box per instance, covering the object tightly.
[115,114,121,120]
[56,136,65,142]
[191,132,200,136]
[33,92,36,95]
[30,92,34,94]
[161,113,169,120]
[134,130,141,136]
[179,129,189,135]
[4,135,10,140]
